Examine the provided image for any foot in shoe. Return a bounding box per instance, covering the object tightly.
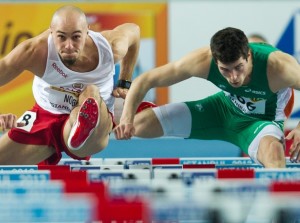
[67,97,99,150]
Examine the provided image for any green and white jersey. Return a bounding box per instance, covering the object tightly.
[207,43,294,121]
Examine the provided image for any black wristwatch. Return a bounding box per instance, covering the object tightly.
[116,80,132,89]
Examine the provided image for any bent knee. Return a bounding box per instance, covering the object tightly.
[85,84,99,92]
[68,133,109,158]
[258,139,286,168]
[79,85,101,103]
[69,142,107,158]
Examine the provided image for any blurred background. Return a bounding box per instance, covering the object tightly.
[0,0,299,157]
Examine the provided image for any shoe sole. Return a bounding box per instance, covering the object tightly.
[67,98,100,151]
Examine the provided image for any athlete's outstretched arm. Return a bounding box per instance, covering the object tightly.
[113,47,212,139]
[0,31,48,86]
[102,23,140,99]
[271,52,300,162]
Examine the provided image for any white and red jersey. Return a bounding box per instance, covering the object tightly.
[32,30,115,114]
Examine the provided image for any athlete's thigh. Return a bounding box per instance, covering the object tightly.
[136,102,191,138]
[0,133,55,165]
[185,93,232,139]
[245,121,283,164]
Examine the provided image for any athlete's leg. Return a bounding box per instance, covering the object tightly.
[133,108,163,137]
[0,133,55,165]
[63,85,113,158]
[133,103,192,138]
[248,124,286,168]
[257,136,286,168]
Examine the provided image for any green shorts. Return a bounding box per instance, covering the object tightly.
[185,92,284,155]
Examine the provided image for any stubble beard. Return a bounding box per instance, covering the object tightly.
[59,55,77,66]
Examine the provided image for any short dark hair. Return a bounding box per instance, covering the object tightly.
[210,27,249,64]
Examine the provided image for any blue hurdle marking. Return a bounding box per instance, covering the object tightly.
[0,181,64,198]
[216,163,300,169]
[0,170,50,182]
[255,169,300,180]
[0,194,94,222]
[124,159,152,169]
[59,158,103,165]
[216,164,263,169]
[87,169,151,182]
[180,157,255,165]
[0,165,38,171]
[60,157,295,166]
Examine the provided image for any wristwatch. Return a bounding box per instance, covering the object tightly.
[117,80,132,89]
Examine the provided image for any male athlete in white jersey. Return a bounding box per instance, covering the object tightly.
[0,5,140,164]
[114,27,300,168]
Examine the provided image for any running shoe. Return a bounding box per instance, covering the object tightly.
[68,97,99,150]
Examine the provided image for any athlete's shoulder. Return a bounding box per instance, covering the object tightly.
[21,30,50,74]
[268,50,294,69]
[23,29,49,44]
[30,30,49,60]
[18,30,49,56]
[267,48,299,92]
[176,46,211,78]
[32,30,50,48]
[192,46,213,68]
[185,46,212,62]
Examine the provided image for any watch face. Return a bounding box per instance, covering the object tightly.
[118,80,131,89]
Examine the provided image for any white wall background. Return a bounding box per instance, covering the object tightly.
[168,0,299,101]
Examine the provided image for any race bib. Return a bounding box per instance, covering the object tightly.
[226,93,266,114]
[47,86,79,113]
[17,111,37,132]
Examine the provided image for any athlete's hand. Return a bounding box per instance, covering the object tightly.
[0,114,25,132]
[286,126,300,163]
[112,87,129,99]
[113,122,135,140]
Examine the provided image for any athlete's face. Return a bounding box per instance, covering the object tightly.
[51,17,88,66]
[217,54,251,88]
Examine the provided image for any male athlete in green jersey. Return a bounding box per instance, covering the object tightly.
[114,27,300,168]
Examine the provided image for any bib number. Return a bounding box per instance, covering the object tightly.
[17,111,37,132]
[225,92,266,114]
